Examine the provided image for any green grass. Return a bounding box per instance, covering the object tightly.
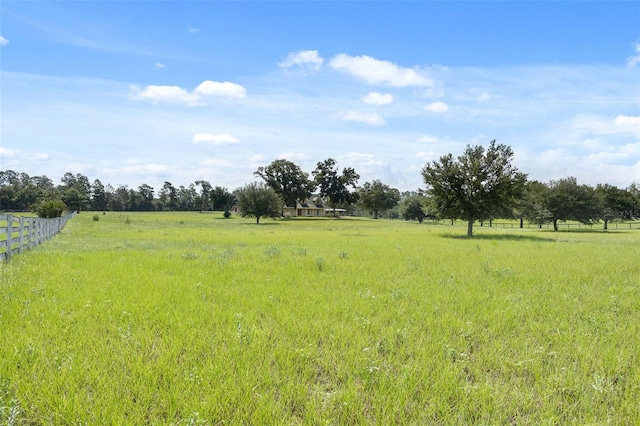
[1,212,639,424]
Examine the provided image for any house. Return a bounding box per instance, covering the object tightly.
[283,196,325,217]
[282,196,346,217]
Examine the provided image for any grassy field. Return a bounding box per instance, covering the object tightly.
[1,212,639,424]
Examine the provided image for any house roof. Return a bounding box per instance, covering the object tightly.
[285,195,326,210]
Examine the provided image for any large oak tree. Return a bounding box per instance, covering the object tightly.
[254,159,315,209]
[543,177,601,231]
[421,141,527,237]
[357,180,401,219]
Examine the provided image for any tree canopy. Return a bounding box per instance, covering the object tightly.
[596,183,638,229]
[234,182,283,224]
[399,194,432,223]
[421,141,527,237]
[312,158,360,211]
[254,159,315,208]
[357,180,401,219]
[543,177,602,231]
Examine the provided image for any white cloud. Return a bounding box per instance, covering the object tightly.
[424,101,449,113]
[476,92,491,102]
[361,92,393,106]
[586,151,630,164]
[130,85,201,106]
[626,43,640,68]
[279,50,324,70]
[340,110,386,126]
[339,152,386,167]
[130,80,246,105]
[572,114,640,137]
[188,26,200,34]
[109,163,170,176]
[0,147,49,162]
[194,80,246,98]
[613,115,640,135]
[279,152,309,162]
[468,88,491,102]
[248,154,266,165]
[155,62,166,69]
[329,54,432,87]
[199,159,233,167]
[0,146,19,157]
[417,136,439,144]
[27,153,50,160]
[192,133,240,145]
[619,142,640,156]
[416,151,440,161]
[0,35,8,46]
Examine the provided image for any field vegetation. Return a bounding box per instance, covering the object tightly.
[1,212,639,424]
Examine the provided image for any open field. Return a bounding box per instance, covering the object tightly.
[1,212,639,424]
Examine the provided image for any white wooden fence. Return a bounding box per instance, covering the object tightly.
[0,211,76,261]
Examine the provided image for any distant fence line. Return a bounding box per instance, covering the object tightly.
[428,219,640,230]
[0,211,76,261]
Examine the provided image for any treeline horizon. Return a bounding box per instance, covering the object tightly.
[1,164,639,228]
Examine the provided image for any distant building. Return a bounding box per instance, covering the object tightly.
[282,196,346,217]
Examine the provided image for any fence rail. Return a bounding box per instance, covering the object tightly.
[0,211,76,261]
[428,219,640,230]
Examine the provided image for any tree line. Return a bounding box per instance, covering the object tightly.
[2,145,639,235]
[0,171,235,215]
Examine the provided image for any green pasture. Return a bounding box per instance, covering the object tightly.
[1,212,639,424]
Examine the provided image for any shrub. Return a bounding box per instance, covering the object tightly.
[36,199,67,218]
[264,245,280,258]
[223,210,232,219]
[92,214,100,222]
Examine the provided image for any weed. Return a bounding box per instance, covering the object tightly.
[214,247,235,265]
[181,251,199,260]
[315,256,325,271]
[264,245,280,259]
[235,314,252,344]
[390,289,407,299]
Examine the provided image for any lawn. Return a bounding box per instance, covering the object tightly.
[1,212,639,424]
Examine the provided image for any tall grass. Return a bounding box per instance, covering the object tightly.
[1,212,639,424]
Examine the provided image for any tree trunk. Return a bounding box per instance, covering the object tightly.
[553,218,558,231]
[256,215,260,224]
[520,217,524,228]
[467,220,474,238]
[604,219,608,230]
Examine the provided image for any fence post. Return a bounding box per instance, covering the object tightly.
[28,218,34,249]
[18,216,25,254]
[5,214,12,261]
[35,218,40,245]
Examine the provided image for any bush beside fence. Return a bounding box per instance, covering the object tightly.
[0,211,76,261]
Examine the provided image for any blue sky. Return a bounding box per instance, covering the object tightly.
[1,1,639,192]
